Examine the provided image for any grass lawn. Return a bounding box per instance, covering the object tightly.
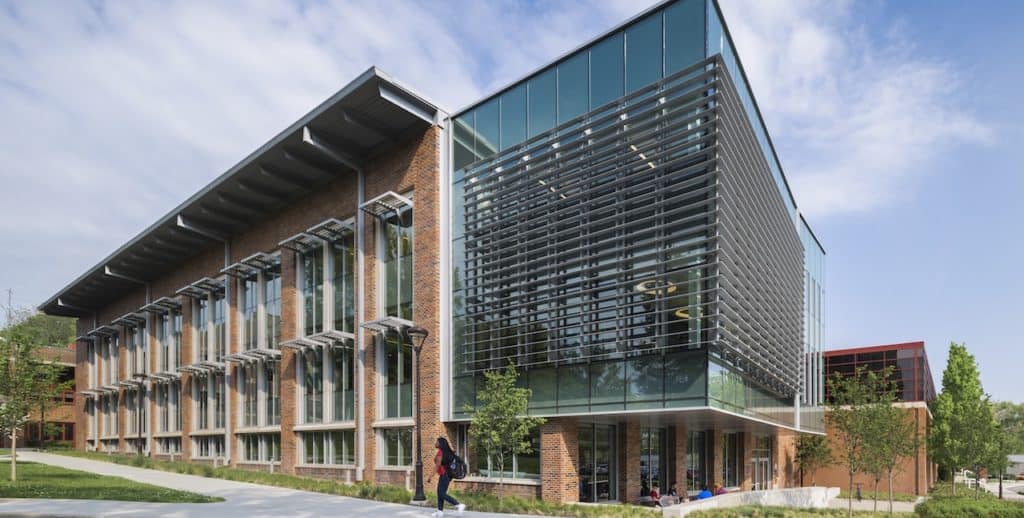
[0,461,221,503]
[689,506,913,517]
[53,450,656,517]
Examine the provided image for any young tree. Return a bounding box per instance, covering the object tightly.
[827,366,885,518]
[465,363,545,497]
[795,433,832,487]
[929,342,992,496]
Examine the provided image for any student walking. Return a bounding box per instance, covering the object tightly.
[430,437,465,517]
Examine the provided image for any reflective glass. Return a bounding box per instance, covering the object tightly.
[626,12,662,93]
[453,114,475,171]
[590,361,625,409]
[475,98,500,160]
[557,51,589,123]
[666,0,706,75]
[500,83,527,149]
[528,67,557,138]
[590,33,624,109]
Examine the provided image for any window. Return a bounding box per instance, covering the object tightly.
[333,347,354,421]
[590,32,624,109]
[381,427,413,467]
[159,313,171,372]
[383,332,413,419]
[639,427,665,493]
[242,364,258,427]
[301,430,354,466]
[332,239,356,333]
[196,298,209,362]
[171,309,182,369]
[686,431,706,492]
[664,0,705,75]
[212,293,226,362]
[303,349,324,423]
[158,383,170,432]
[558,51,589,123]
[527,67,556,138]
[241,433,280,463]
[382,205,413,319]
[265,362,280,425]
[213,372,225,428]
[474,98,499,160]
[157,437,181,454]
[626,12,663,93]
[196,377,209,430]
[302,248,325,336]
[722,432,742,488]
[500,83,527,149]
[242,276,258,351]
[173,380,182,431]
[265,261,282,349]
[457,424,540,480]
[195,436,225,458]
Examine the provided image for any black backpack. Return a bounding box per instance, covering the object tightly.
[446,452,468,479]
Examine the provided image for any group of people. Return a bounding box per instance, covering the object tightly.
[648,482,728,507]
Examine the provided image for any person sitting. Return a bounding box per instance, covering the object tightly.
[695,485,713,499]
[650,483,662,506]
[713,483,728,496]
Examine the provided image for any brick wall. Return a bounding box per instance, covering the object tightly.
[540,418,579,504]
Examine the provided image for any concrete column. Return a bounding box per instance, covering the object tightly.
[540,418,579,504]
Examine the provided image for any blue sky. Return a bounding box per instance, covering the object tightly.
[0,0,1019,402]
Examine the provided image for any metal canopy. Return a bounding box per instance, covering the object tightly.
[306,218,353,242]
[281,336,321,352]
[278,232,322,253]
[176,277,224,299]
[39,67,441,317]
[87,325,120,338]
[112,312,146,328]
[141,296,181,314]
[360,316,413,334]
[359,191,413,218]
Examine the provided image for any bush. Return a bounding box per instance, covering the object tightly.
[916,497,1024,518]
[689,506,899,517]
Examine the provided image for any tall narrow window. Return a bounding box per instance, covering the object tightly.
[173,380,182,431]
[382,427,413,467]
[383,206,413,320]
[196,298,209,362]
[384,332,413,419]
[212,293,226,361]
[302,248,324,336]
[303,349,323,423]
[196,377,209,430]
[266,362,280,425]
[265,261,282,348]
[332,239,355,333]
[172,309,182,369]
[213,372,225,428]
[333,347,354,421]
[243,364,258,427]
[242,276,258,351]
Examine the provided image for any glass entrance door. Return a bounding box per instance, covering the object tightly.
[752,458,771,490]
[578,424,617,502]
[640,427,666,496]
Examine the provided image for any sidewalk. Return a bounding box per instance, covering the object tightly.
[1,451,541,518]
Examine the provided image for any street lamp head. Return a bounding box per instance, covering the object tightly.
[406,325,429,351]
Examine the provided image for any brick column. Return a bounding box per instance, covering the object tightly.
[228,277,241,467]
[673,424,688,494]
[623,422,642,502]
[180,300,194,460]
[540,418,579,504]
[774,429,797,488]
[708,429,723,488]
[118,327,128,452]
[741,432,755,490]
[279,251,298,474]
[148,318,158,455]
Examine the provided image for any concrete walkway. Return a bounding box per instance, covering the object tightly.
[982,480,1024,501]
[0,451,541,518]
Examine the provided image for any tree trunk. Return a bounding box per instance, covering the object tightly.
[848,472,854,518]
[884,468,892,513]
[999,468,1003,499]
[10,430,16,482]
[873,478,879,512]
[39,401,46,451]
[950,467,955,496]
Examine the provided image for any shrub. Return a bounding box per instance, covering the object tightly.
[915,497,1024,518]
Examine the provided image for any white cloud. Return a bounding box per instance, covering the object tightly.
[718,0,991,218]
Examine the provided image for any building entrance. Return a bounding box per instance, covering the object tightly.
[579,424,617,502]
[639,427,666,496]
[751,435,773,490]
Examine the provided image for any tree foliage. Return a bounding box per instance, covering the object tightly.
[929,342,998,497]
[465,364,545,496]
[795,433,832,486]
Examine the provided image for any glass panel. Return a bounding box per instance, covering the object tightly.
[559,363,589,408]
[304,349,323,423]
[474,98,500,160]
[557,51,589,123]
[384,207,413,320]
[384,333,413,419]
[303,249,324,336]
[665,0,706,75]
[242,276,258,351]
[453,113,475,171]
[590,33,624,109]
[664,350,706,401]
[500,83,527,149]
[686,430,706,492]
[590,360,625,409]
[333,347,354,421]
[212,294,225,361]
[264,261,282,348]
[626,12,663,93]
[332,239,356,333]
[578,424,595,502]
[528,67,557,138]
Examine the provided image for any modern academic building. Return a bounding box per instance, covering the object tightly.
[41,0,826,504]
[816,341,937,495]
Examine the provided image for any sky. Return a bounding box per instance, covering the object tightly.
[0,0,1020,402]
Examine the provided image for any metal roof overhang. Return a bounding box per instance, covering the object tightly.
[39,67,440,317]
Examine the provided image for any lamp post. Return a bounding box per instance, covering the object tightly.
[407,324,429,504]
[132,373,147,456]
